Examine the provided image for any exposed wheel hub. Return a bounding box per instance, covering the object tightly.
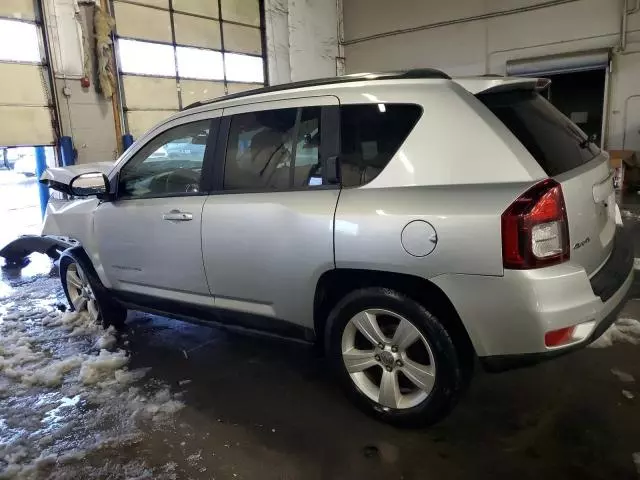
[378,350,396,369]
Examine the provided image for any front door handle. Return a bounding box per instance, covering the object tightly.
[162,210,193,221]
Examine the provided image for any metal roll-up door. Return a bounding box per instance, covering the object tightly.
[0,2,56,146]
[506,50,610,77]
[112,0,267,140]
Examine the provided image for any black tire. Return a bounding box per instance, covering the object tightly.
[325,287,468,427]
[59,249,127,330]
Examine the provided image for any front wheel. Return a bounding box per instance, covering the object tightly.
[326,287,468,427]
[59,252,127,330]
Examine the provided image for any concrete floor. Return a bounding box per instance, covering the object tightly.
[0,204,639,478]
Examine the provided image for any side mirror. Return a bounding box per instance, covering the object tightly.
[69,172,109,197]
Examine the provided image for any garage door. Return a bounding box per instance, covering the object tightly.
[506,50,610,76]
[113,0,266,139]
[0,2,56,146]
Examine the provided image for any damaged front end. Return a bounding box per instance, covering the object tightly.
[0,235,77,268]
[0,162,113,268]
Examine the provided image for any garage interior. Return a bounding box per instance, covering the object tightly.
[1,0,640,478]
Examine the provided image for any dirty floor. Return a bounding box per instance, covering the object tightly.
[0,213,639,479]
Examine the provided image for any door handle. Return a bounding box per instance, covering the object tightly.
[162,210,193,221]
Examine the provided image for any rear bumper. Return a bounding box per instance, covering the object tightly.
[431,227,634,369]
[480,272,631,372]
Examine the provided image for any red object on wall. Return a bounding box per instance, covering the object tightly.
[80,76,90,88]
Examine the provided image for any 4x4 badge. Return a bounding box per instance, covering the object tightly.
[573,237,591,250]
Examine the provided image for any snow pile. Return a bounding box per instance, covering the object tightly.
[621,209,640,220]
[590,317,640,348]
[78,349,129,385]
[95,326,117,350]
[0,276,185,478]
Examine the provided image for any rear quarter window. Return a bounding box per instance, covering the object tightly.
[340,104,422,187]
[479,90,600,176]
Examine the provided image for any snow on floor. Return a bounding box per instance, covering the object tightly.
[0,275,184,479]
[589,317,640,349]
[621,209,640,220]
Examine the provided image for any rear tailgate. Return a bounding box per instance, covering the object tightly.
[478,88,615,276]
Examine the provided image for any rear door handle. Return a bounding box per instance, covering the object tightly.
[162,210,193,221]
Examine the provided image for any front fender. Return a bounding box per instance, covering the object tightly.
[40,197,113,289]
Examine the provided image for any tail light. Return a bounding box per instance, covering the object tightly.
[502,179,569,269]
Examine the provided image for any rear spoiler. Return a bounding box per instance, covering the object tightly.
[454,76,551,95]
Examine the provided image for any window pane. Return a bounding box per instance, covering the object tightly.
[340,104,422,187]
[479,90,599,176]
[123,0,167,7]
[221,0,260,26]
[224,53,264,83]
[223,23,261,55]
[0,0,38,21]
[122,75,178,110]
[180,79,225,105]
[127,110,178,139]
[177,47,224,80]
[174,0,219,18]
[119,120,211,199]
[227,82,261,94]
[0,63,49,106]
[174,14,221,49]
[113,1,172,43]
[0,19,40,63]
[224,109,297,191]
[293,107,322,187]
[118,39,175,76]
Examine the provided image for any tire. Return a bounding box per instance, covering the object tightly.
[325,287,468,427]
[59,250,127,330]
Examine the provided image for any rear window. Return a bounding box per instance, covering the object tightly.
[479,90,600,176]
[340,104,422,187]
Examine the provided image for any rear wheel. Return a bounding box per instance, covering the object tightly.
[60,252,127,329]
[326,287,467,426]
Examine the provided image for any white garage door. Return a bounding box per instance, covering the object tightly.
[0,2,55,147]
[113,0,266,139]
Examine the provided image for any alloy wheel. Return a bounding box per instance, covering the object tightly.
[341,308,436,410]
[65,263,100,323]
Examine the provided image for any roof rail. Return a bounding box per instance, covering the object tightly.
[182,68,450,110]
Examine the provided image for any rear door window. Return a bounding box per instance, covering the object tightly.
[339,104,422,187]
[479,90,600,176]
[224,108,297,191]
[223,106,325,191]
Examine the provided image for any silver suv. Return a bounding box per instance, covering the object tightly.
[32,70,633,425]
